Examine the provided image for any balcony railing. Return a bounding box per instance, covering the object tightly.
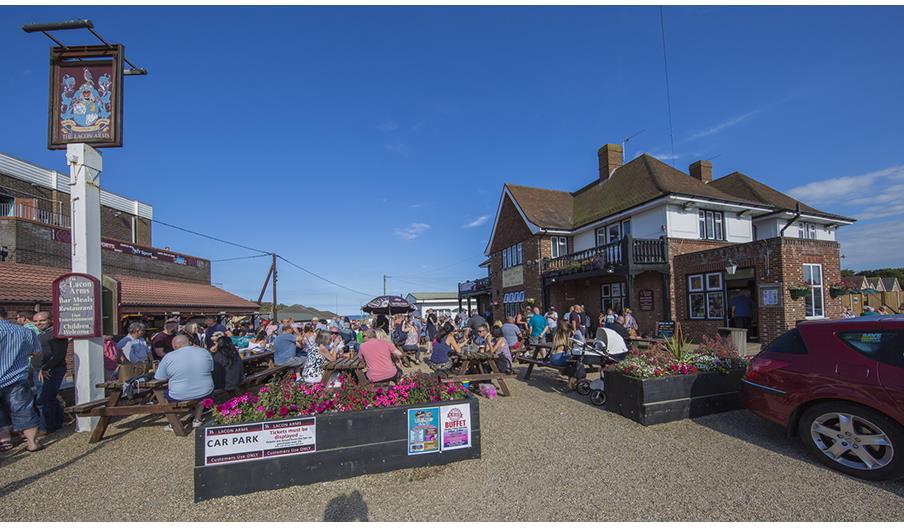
[542,237,667,276]
[459,276,492,296]
[0,202,70,228]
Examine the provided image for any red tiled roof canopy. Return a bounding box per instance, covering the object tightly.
[0,262,259,313]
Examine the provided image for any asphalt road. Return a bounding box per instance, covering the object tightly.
[1,367,901,521]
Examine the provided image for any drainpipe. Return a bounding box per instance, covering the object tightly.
[779,202,801,237]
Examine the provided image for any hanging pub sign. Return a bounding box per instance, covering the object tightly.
[52,273,102,338]
[48,44,124,149]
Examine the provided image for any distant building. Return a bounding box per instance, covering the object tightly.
[404,292,462,317]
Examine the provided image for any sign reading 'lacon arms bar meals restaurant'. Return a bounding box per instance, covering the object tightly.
[52,273,102,338]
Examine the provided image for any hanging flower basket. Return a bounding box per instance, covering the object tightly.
[788,284,809,300]
[829,284,850,298]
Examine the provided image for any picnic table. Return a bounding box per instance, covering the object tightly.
[321,357,368,385]
[67,362,296,443]
[240,349,275,373]
[68,378,200,443]
[445,347,511,397]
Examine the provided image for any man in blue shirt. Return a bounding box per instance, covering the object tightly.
[730,292,754,330]
[528,307,549,344]
[203,316,227,349]
[273,325,305,366]
[0,306,43,452]
[154,335,213,433]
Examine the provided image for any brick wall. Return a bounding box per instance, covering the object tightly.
[5,218,210,284]
[0,172,151,245]
[673,237,843,345]
[489,194,544,320]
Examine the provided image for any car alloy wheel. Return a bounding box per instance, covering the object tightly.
[809,412,894,472]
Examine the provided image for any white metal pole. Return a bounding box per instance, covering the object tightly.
[67,143,105,433]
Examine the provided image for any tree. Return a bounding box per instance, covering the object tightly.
[841,269,855,277]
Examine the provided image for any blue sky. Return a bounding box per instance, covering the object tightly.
[2,6,903,313]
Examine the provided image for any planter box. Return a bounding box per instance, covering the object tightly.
[604,368,745,426]
[193,398,480,502]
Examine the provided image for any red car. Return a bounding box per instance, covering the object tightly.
[741,316,904,480]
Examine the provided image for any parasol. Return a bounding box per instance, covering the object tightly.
[362,295,415,315]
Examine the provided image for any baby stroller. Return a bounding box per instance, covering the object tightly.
[569,332,628,406]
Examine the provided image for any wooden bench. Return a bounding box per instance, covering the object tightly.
[443,349,511,397]
[66,378,203,442]
[321,358,368,385]
[68,364,295,443]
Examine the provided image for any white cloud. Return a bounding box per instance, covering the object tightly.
[409,203,424,209]
[463,214,489,228]
[377,120,399,132]
[838,220,904,270]
[786,166,904,206]
[684,110,759,142]
[393,223,430,240]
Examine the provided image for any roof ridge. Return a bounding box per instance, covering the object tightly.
[505,182,572,195]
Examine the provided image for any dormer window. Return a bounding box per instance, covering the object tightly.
[798,222,818,240]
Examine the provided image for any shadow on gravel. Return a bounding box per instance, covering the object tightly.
[0,442,108,498]
[323,490,369,521]
[692,411,904,495]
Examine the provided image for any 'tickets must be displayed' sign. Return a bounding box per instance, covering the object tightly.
[52,273,102,338]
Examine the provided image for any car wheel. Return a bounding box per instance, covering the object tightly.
[798,401,904,481]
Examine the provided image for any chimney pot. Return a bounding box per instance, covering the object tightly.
[598,144,623,180]
[689,160,712,184]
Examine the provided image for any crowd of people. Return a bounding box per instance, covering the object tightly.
[0,301,643,450]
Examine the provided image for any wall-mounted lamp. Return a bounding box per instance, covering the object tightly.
[606,266,615,274]
[725,259,738,275]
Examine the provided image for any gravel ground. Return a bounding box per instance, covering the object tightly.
[1,365,901,521]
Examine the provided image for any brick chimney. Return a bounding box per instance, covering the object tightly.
[689,160,712,184]
[598,144,623,180]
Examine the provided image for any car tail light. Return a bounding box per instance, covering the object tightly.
[746,356,791,383]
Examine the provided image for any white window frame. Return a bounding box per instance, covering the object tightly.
[551,236,568,259]
[601,282,626,313]
[688,272,725,320]
[698,209,724,241]
[502,243,524,269]
[803,263,825,319]
[797,222,818,240]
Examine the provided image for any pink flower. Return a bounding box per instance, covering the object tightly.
[265,410,275,418]
[278,405,289,416]
[258,386,270,394]
[201,397,215,409]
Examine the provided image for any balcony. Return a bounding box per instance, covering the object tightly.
[542,237,667,278]
[459,276,492,297]
[0,202,70,228]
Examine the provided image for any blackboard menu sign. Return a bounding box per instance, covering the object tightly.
[638,289,654,311]
[656,320,676,339]
[52,273,102,338]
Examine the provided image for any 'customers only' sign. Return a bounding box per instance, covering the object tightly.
[52,273,102,338]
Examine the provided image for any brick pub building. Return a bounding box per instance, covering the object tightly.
[461,144,854,345]
[0,152,259,330]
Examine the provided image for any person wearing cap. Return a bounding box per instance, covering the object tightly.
[152,318,179,359]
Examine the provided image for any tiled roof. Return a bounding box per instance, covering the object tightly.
[879,277,900,292]
[502,153,853,232]
[0,262,259,312]
[709,172,856,222]
[572,155,767,228]
[505,184,573,230]
[506,155,771,231]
